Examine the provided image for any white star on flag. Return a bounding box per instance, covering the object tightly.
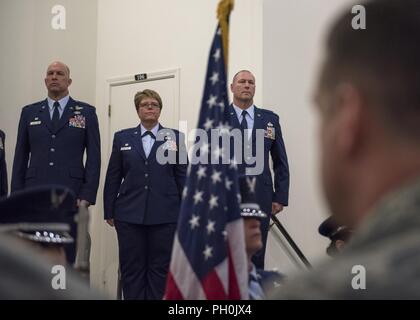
[230,158,238,170]
[203,118,214,131]
[193,190,204,204]
[209,194,219,210]
[225,177,233,190]
[189,215,200,230]
[209,72,219,85]
[211,170,222,184]
[222,230,228,241]
[206,220,216,235]
[196,166,207,180]
[200,143,209,156]
[206,95,217,108]
[213,48,221,62]
[203,245,213,260]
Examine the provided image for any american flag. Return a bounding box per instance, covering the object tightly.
[164,23,248,299]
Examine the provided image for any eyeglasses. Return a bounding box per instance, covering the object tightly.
[139,102,160,109]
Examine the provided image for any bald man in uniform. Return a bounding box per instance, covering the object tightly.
[11,61,101,264]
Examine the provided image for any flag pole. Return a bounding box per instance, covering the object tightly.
[217,0,234,67]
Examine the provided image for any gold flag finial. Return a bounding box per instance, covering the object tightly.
[217,0,234,67]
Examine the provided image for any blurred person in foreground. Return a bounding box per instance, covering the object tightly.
[0,185,99,299]
[272,0,420,299]
[239,176,284,299]
[318,216,353,257]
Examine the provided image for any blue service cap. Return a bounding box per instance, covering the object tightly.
[318,216,352,241]
[238,175,267,219]
[0,185,77,244]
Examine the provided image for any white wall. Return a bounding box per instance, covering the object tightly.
[91,0,263,291]
[263,0,356,266]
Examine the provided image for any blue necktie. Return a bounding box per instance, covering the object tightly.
[52,101,60,130]
[241,110,249,164]
[240,110,248,131]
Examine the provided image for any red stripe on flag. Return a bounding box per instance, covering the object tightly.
[227,246,241,299]
[202,269,228,299]
[164,272,184,300]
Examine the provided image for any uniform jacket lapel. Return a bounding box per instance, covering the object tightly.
[38,99,54,133]
[252,106,265,143]
[130,125,146,160]
[228,104,241,129]
[149,124,166,162]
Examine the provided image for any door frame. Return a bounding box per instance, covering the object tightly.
[105,68,180,152]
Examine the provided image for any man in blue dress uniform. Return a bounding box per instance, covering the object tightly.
[229,70,290,269]
[11,61,101,264]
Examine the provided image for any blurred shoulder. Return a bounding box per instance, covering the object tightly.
[21,100,46,113]
[256,107,280,120]
[159,127,184,139]
[114,127,138,138]
[72,99,96,113]
[257,268,285,282]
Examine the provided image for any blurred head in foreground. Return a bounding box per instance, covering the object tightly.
[272,0,420,299]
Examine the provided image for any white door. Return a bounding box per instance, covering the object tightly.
[100,69,180,298]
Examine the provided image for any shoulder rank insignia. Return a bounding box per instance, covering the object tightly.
[0,137,3,150]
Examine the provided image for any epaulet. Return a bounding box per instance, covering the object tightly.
[22,100,45,111]
[161,128,180,135]
[259,108,278,117]
[116,127,137,135]
[257,268,284,278]
[74,101,95,110]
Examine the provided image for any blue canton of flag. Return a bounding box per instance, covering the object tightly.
[165,26,248,300]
